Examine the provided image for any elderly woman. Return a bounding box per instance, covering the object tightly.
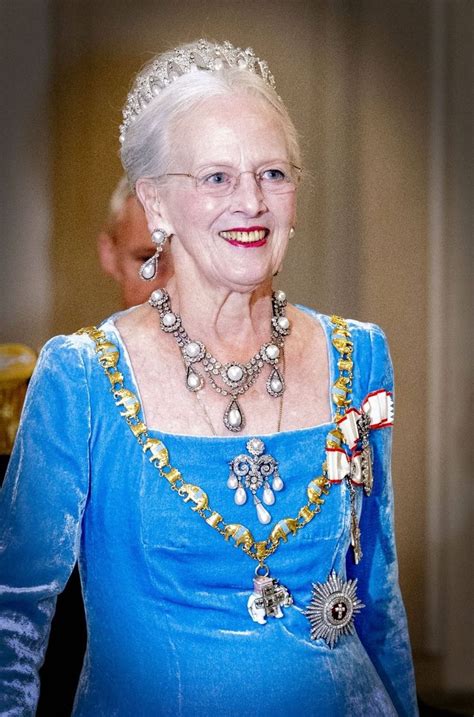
[0,41,418,716]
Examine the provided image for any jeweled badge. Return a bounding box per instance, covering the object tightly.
[247,565,293,624]
[305,571,364,648]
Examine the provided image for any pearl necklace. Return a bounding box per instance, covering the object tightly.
[149,288,291,432]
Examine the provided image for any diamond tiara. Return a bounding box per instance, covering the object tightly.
[119,39,277,144]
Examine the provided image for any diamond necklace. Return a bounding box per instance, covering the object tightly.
[149,288,290,432]
[195,349,285,437]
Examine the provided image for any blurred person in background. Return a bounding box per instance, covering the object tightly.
[97,175,174,308]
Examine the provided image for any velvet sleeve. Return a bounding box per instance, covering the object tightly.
[346,325,419,717]
[0,335,91,715]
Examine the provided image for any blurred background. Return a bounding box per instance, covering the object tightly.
[1,0,472,712]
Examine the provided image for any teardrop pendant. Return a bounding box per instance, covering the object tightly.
[235,486,247,505]
[223,397,244,432]
[186,366,203,392]
[272,476,284,492]
[254,496,272,525]
[139,254,158,281]
[227,475,238,489]
[266,367,285,397]
[263,486,275,505]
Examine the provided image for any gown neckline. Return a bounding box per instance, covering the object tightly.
[100,304,338,441]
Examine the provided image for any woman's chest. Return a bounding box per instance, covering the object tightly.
[135,348,332,435]
[85,422,353,601]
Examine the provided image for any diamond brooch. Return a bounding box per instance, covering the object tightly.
[227,437,284,524]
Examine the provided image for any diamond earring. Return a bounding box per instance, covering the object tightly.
[288,227,296,240]
[139,229,169,281]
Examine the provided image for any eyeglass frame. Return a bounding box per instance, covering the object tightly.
[153,161,302,196]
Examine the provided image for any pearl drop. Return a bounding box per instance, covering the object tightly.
[270,378,283,394]
[235,487,247,505]
[263,487,275,505]
[265,344,280,360]
[272,476,284,491]
[140,259,156,280]
[186,370,201,390]
[275,290,286,303]
[277,316,290,330]
[228,408,242,427]
[256,502,272,524]
[227,365,243,382]
[162,312,176,327]
[227,475,238,489]
[150,289,164,302]
[185,342,200,358]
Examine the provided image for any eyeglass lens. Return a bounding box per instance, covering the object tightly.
[194,164,300,196]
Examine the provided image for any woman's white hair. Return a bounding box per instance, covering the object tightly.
[120,45,301,190]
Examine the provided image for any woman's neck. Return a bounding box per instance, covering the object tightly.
[165,274,274,362]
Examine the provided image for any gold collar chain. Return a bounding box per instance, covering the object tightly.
[77,314,353,568]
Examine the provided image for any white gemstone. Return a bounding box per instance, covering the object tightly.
[270,378,283,394]
[227,365,243,382]
[277,316,290,330]
[185,342,201,358]
[228,408,242,427]
[265,344,280,360]
[235,487,247,505]
[256,502,272,524]
[186,371,201,389]
[272,476,284,491]
[140,259,156,280]
[150,289,164,302]
[152,229,167,246]
[263,487,275,505]
[248,438,264,454]
[162,312,176,327]
[227,475,238,489]
[275,290,286,302]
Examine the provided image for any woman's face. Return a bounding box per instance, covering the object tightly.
[151,93,297,294]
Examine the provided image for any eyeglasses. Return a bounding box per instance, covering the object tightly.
[157,161,302,197]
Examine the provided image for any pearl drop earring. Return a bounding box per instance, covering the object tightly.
[139,229,169,281]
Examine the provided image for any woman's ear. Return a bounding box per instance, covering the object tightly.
[135,178,172,235]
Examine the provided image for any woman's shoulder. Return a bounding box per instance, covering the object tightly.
[31,309,133,386]
[293,304,393,394]
[39,306,139,357]
[293,304,389,343]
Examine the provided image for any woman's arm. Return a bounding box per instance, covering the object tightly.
[0,335,91,715]
[347,325,418,717]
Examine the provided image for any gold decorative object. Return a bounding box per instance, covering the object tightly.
[0,344,36,455]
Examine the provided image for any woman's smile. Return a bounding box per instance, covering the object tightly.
[219,226,269,247]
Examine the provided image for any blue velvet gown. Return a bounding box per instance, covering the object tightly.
[0,308,418,716]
